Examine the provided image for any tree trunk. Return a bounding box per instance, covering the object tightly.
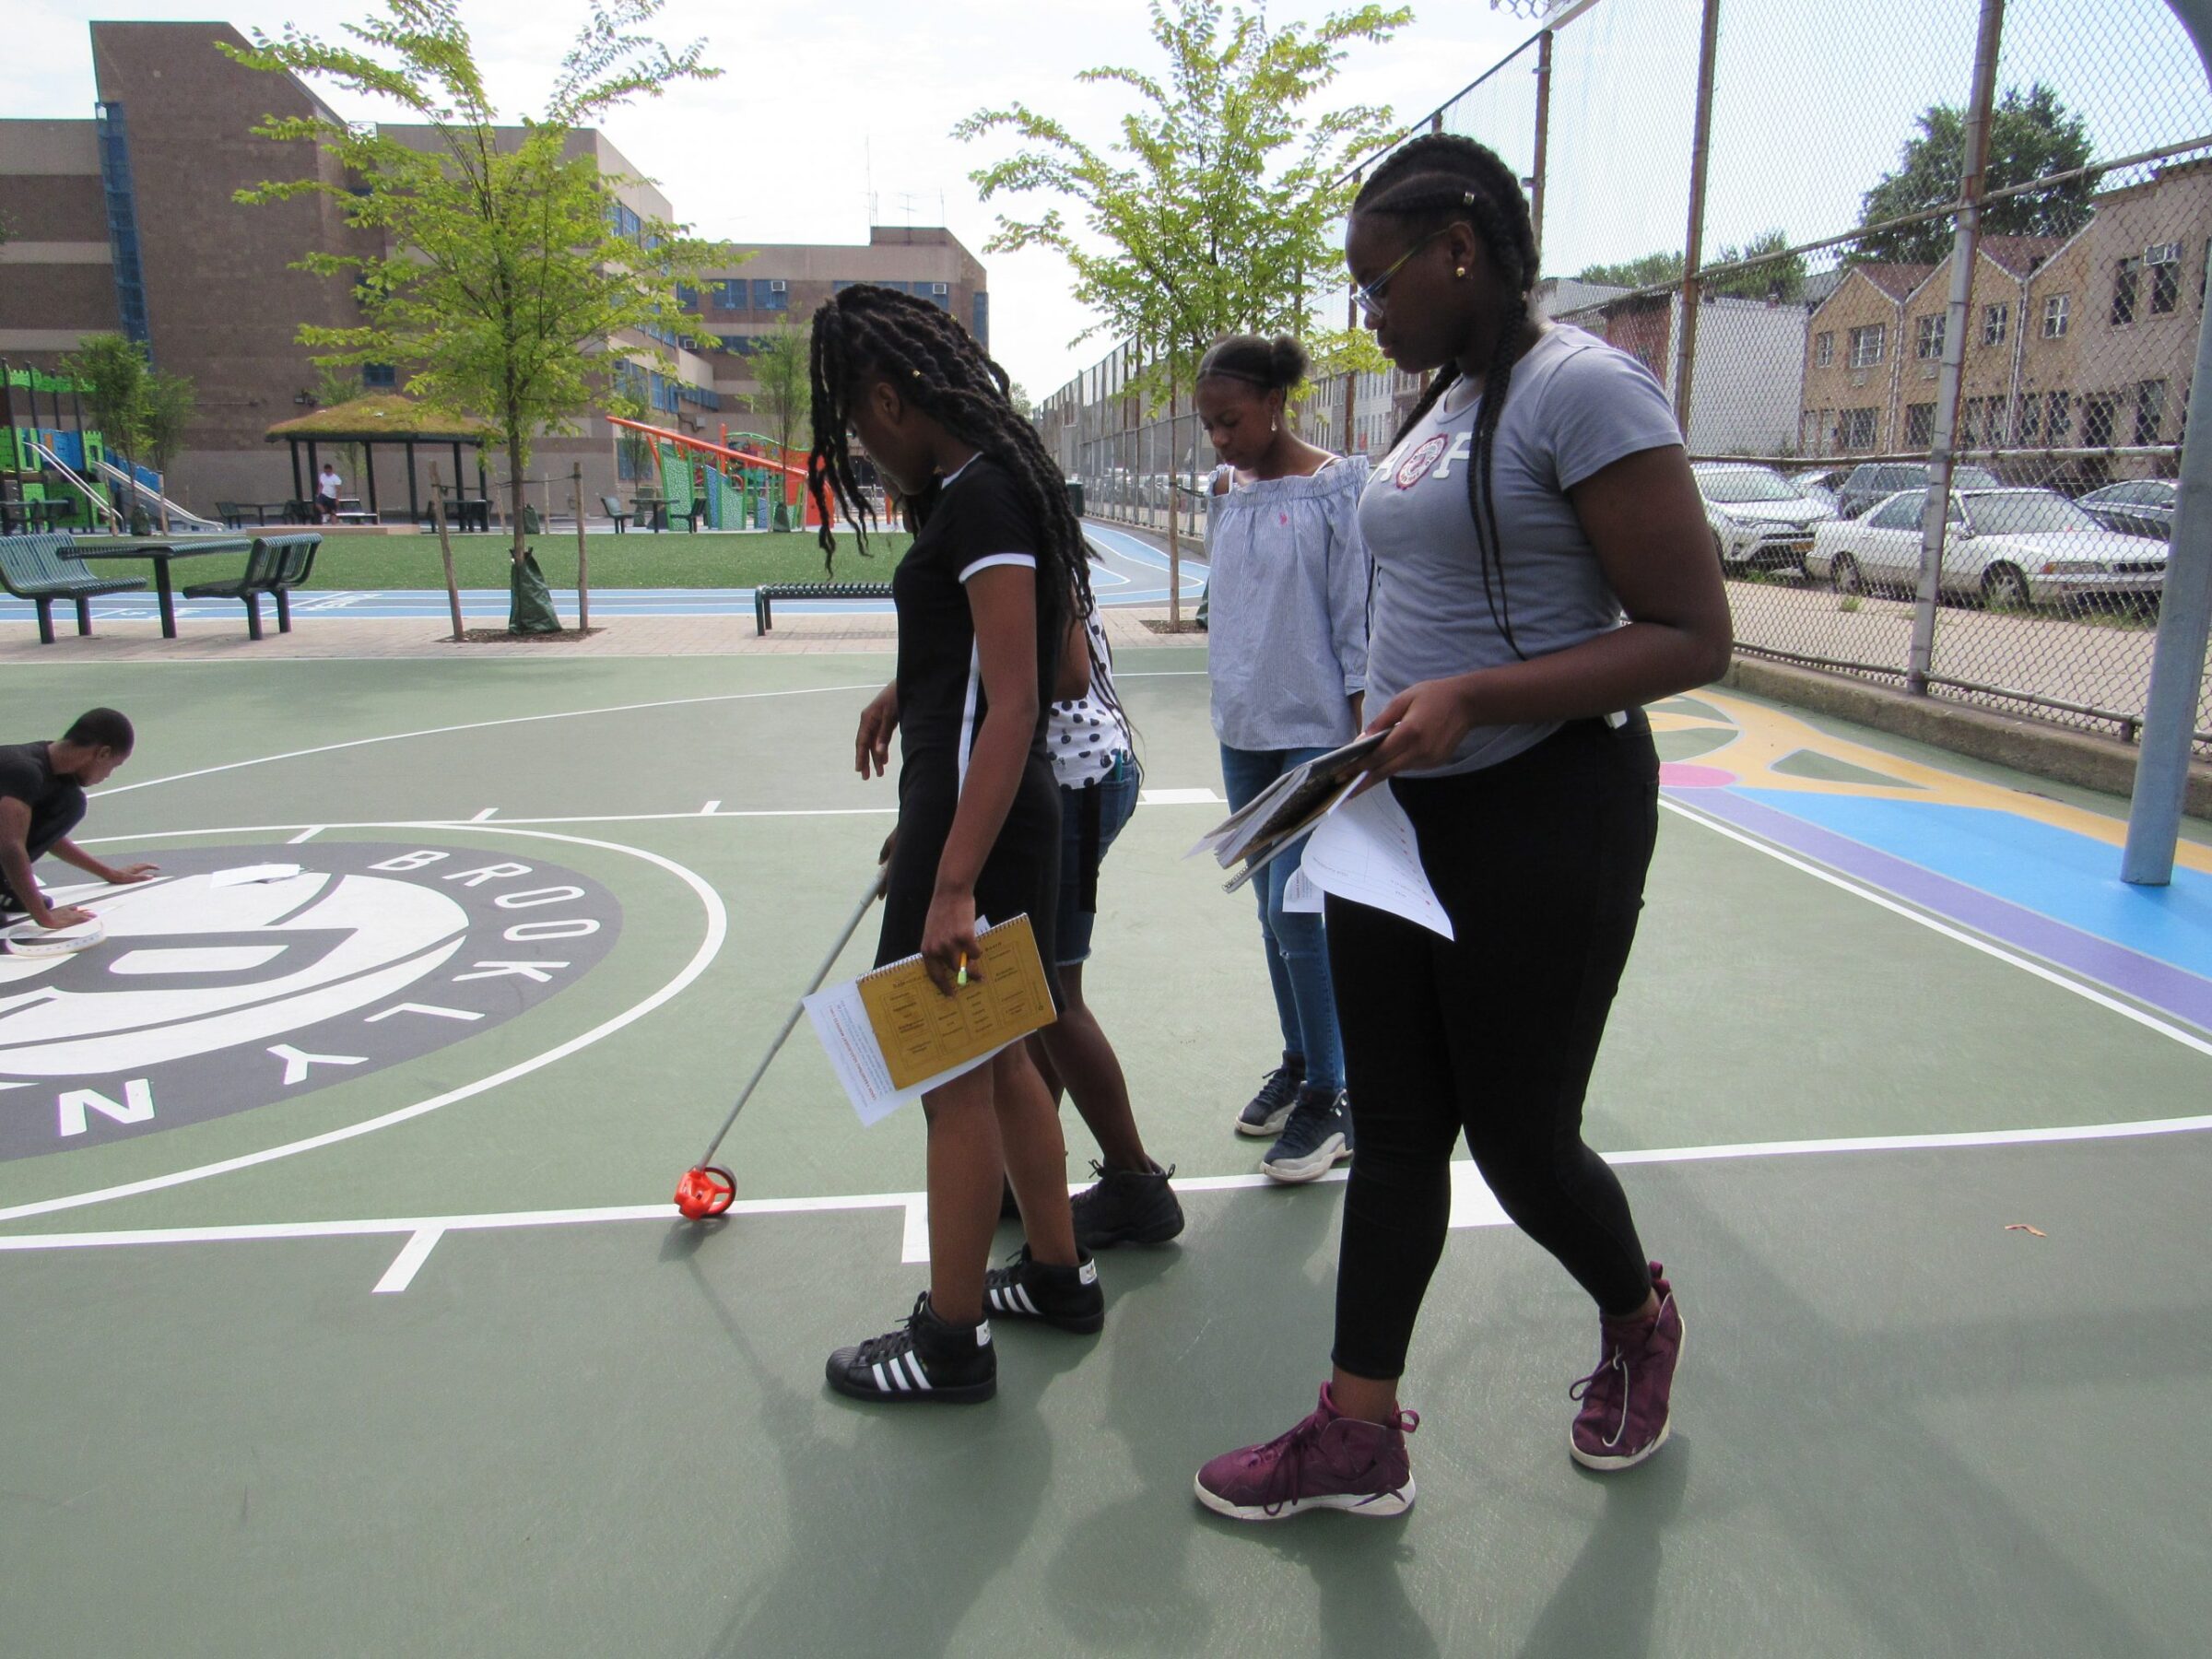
[1167,372,1182,629]
[572,463,591,633]
[508,435,528,566]
[429,460,464,642]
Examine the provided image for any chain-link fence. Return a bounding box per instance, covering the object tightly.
[1042,0,2212,753]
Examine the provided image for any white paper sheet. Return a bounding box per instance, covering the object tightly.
[1281,865,1325,913]
[803,977,1003,1125]
[1300,782,1454,939]
[210,863,303,888]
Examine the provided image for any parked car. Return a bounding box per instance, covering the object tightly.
[1832,461,2003,519]
[1806,488,2168,608]
[1691,462,1835,571]
[1787,466,1847,512]
[2077,479,2178,541]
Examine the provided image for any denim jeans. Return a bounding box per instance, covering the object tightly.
[1218,742,1346,1091]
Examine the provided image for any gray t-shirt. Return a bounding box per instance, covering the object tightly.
[1357,324,1683,775]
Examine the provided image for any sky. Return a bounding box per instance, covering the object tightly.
[9,1,2207,400]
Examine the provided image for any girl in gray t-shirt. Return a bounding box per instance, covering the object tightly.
[1196,135,1734,1524]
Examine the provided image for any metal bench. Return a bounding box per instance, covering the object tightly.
[599,494,632,534]
[753,581,894,635]
[181,532,322,640]
[0,531,148,644]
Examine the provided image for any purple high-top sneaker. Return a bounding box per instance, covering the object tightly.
[1194,1383,1418,1522]
[1569,1261,1685,1471]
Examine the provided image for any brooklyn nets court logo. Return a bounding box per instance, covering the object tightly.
[0,842,620,1159]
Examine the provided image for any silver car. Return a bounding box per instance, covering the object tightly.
[1692,463,1835,571]
[2077,479,2178,541]
[1806,488,2168,608]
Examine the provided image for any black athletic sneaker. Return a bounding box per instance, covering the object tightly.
[1072,1160,1186,1250]
[1235,1058,1308,1138]
[826,1291,997,1404]
[982,1245,1106,1333]
[1261,1087,1353,1184]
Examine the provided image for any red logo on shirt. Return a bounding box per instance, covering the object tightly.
[1394,434,1450,489]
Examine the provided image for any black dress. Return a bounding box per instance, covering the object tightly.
[875,456,1063,997]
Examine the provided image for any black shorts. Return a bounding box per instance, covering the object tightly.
[878,751,1063,1007]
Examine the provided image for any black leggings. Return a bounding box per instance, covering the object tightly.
[1329,715,1660,1381]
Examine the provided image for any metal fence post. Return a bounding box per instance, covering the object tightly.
[1672,0,1722,438]
[1530,29,1554,270]
[2124,0,2212,884]
[1907,0,2006,697]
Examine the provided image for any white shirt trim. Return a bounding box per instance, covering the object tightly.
[959,553,1038,582]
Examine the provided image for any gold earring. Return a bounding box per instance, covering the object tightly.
[1455,266,1468,278]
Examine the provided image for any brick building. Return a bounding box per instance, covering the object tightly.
[0,20,988,512]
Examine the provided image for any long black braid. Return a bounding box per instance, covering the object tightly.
[807,285,1093,662]
[1354,134,1539,659]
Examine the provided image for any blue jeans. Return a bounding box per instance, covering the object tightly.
[1218,742,1345,1091]
[1053,756,1140,966]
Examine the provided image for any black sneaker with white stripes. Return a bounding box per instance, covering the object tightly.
[983,1245,1106,1334]
[826,1291,997,1405]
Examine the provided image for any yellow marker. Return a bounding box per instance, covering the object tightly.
[956,952,969,987]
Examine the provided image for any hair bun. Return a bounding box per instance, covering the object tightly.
[1268,336,1310,391]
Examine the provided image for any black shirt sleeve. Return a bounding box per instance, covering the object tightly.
[942,465,1043,582]
[0,747,42,812]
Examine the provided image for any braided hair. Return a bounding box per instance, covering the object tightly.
[1353,134,1539,658]
[807,284,1094,665]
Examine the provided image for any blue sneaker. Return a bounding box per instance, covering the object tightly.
[1235,1059,1307,1138]
[1261,1087,1352,1183]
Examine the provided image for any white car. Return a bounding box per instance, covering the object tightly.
[1806,488,2168,608]
[1692,463,1835,571]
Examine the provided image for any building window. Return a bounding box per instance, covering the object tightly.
[610,202,643,242]
[2112,257,2140,325]
[1848,324,1886,368]
[2136,379,2168,443]
[1905,402,1936,446]
[1818,408,1835,454]
[676,282,699,313]
[1983,302,2008,345]
[1959,396,1983,447]
[972,289,990,347]
[717,335,760,357]
[751,279,789,312]
[2041,294,2069,337]
[360,363,396,388]
[2044,390,2072,441]
[1914,313,1945,359]
[2018,393,2041,441]
[1814,331,1834,368]
[2148,247,2183,314]
[711,279,745,310]
[2082,394,2118,447]
[1840,406,1878,450]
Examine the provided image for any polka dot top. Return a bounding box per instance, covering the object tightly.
[1046,606,1133,788]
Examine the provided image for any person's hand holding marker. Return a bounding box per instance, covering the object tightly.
[920,885,982,997]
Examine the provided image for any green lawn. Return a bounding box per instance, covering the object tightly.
[74,530,910,591]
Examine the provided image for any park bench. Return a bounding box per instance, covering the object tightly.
[753,581,895,636]
[0,531,148,644]
[599,494,633,534]
[182,532,322,640]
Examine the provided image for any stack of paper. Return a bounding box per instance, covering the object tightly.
[1187,731,1386,892]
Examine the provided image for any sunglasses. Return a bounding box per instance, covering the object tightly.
[1353,228,1453,319]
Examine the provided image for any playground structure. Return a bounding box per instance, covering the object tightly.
[606,415,825,532]
[1,359,218,535]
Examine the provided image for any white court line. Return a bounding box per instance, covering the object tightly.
[1660,796,2212,1060]
[700,800,721,815]
[288,827,322,844]
[373,1227,443,1293]
[0,827,729,1226]
[91,683,886,799]
[6,1116,2207,1289]
[469,807,498,821]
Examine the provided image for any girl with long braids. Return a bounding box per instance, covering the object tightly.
[1195,135,1731,1518]
[1195,335,1371,1185]
[813,284,1107,1405]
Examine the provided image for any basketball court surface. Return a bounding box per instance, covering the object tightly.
[3,643,2208,1656]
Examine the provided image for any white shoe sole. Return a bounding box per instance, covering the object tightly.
[1234,1109,1295,1138]
[1569,1307,1685,1471]
[1262,1134,1350,1183]
[1194,1472,1415,1522]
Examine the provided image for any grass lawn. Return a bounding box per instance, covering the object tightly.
[74,530,910,591]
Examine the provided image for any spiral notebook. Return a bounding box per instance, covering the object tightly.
[805,912,1058,1124]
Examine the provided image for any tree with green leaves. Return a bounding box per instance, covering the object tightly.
[60,334,150,531]
[138,371,197,519]
[224,0,722,629]
[744,323,811,471]
[1853,83,2097,265]
[1580,229,1804,301]
[958,0,1409,618]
